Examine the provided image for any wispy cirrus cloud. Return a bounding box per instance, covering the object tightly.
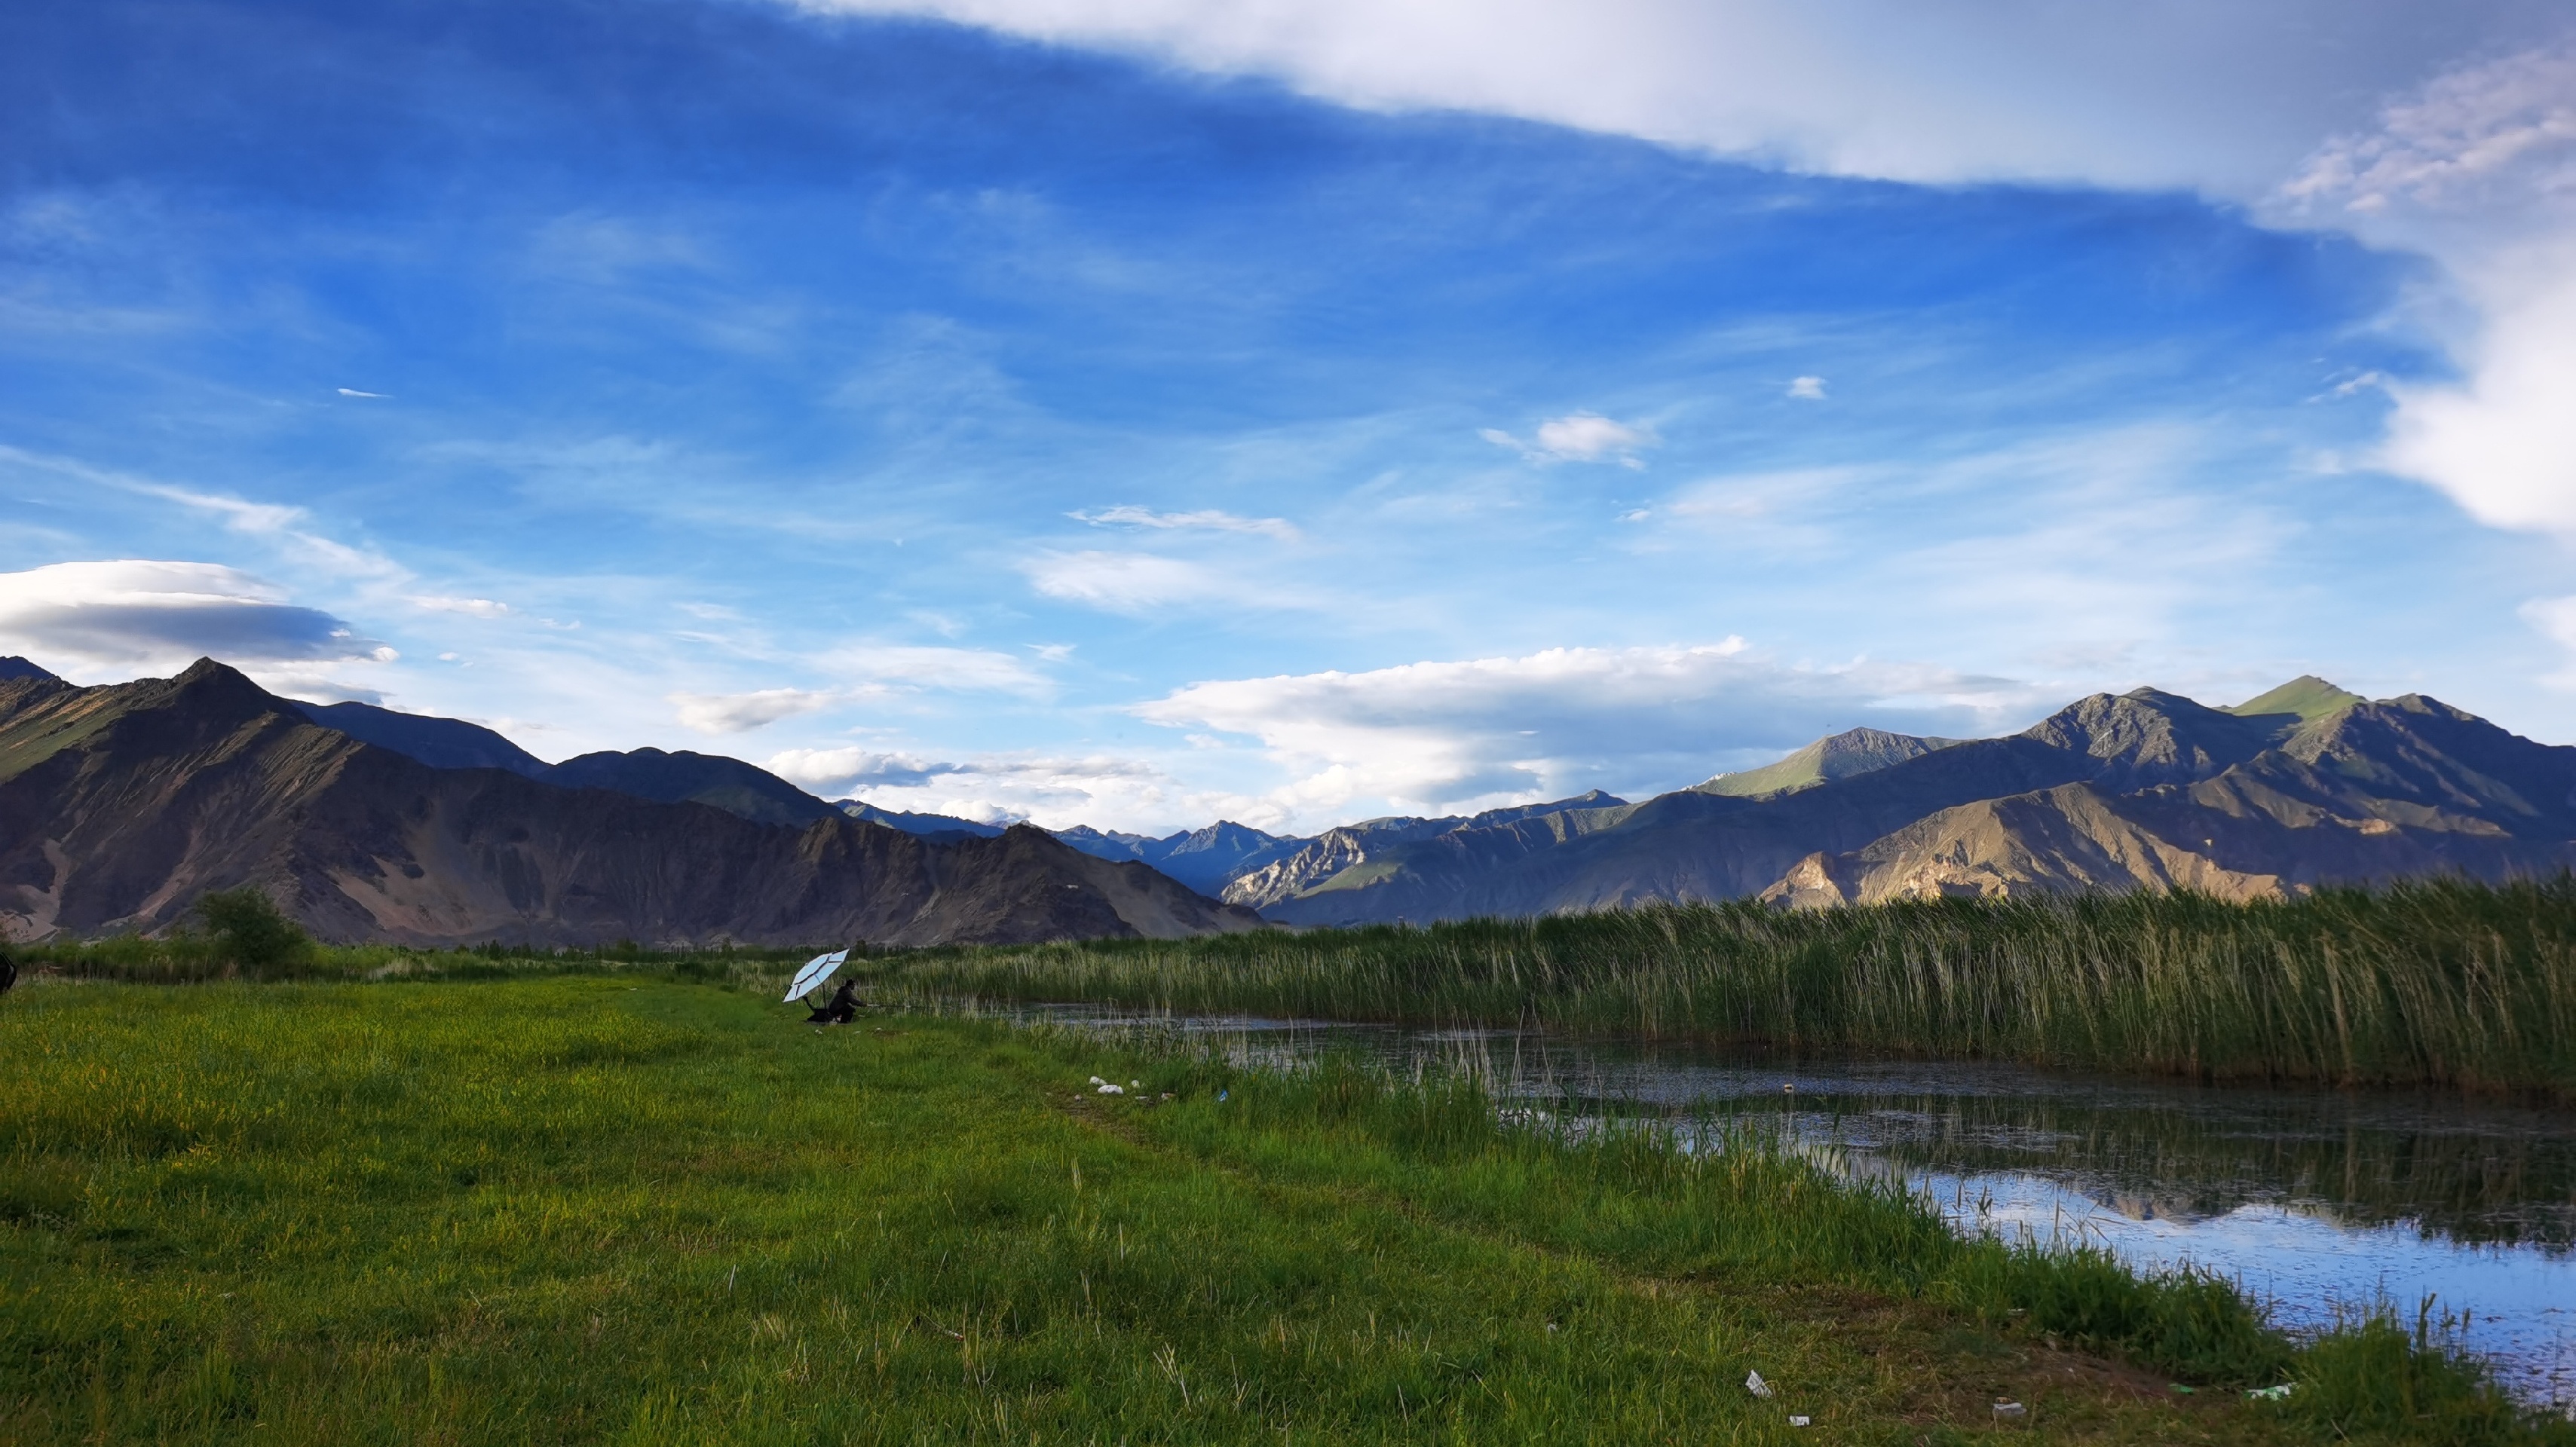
[668,644,1055,733]
[1071,505,1300,540]
[1022,550,1224,611]
[409,595,513,618]
[122,480,408,582]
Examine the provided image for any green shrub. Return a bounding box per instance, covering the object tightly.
[194,887,308,974]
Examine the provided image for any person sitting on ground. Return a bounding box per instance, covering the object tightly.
[807,977,864,1026]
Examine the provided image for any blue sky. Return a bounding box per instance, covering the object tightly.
[5,0,2573,833]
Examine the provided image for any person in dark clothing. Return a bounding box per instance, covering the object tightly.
[0,950,15,996]
[806,977,864,1025]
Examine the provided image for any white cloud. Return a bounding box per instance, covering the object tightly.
[2274,41,2576,538]
[409,595,513,618]
[765,745,971,790]
[820,644,1055,697]
[2280,45,2576,222]
[0,560,392,679]
[669,643,1054,732]
[336,387,388,399]
[2381,256,2576,534]
[768,743,1201,829]
[669,687,834,734]
[1071,505,1300,540]
[1787,375,1827,400]
[2521,595,2576,688]
[1135,640,2035,819]
[1482,412,1657,468]
[1023,550,1221,610]
[786,0,2519,194]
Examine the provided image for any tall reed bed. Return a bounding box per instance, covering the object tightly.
[870,880,2576,1097]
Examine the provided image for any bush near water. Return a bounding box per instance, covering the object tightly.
[875,879,2576,1097]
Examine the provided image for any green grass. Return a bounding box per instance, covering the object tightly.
[7,933,822,987]
[3,975,2566,1443]
[868,880,2576,1097]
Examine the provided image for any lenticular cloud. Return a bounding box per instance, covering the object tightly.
[0,560,389,677]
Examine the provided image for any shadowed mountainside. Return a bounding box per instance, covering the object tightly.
[293,697,847,829]
[546,746,841,828]
[0,661,1265,947]
[291,698,553,778]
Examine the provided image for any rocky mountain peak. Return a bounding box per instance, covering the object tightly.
[2018,687,2277,788]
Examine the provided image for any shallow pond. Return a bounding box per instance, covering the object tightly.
[971,1000,2576,1409]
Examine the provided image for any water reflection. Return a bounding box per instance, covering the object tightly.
[966,1000,2576,1409]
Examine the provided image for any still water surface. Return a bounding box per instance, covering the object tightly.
[974,1000,2576,1409]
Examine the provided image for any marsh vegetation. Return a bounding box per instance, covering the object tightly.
[870,881,2576,1097]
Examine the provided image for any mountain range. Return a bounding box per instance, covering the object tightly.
[0,659,1262,947]
[1240,676,2576,924]
[7,656,2569,945]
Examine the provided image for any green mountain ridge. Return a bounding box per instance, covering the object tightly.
[2226,675,2369,723]
[1694,727,1962,798]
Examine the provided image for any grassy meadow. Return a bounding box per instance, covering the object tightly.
[2,967,2567,1443]
[867,881,2576,1098]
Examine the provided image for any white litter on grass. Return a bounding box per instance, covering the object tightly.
[2246,1384,2296,1402]
[1745,1370,1774,1399]
[1097,1083,1124,1095]
[1788,1415,1810,1427]
[1992,1399,2026,1418]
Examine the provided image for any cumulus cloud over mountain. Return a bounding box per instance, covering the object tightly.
[1135,641,2039,818]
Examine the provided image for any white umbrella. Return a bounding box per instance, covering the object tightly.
[783,948,850,1002]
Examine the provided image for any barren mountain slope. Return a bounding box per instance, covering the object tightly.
[1763,695,2576,906]
[1256,684,2575,925]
